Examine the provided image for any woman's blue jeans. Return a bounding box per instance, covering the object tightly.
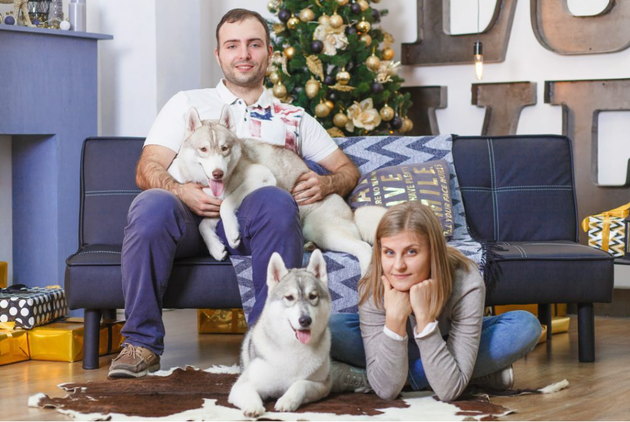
[329,310,542,390]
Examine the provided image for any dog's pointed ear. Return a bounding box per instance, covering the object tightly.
[218,105,236,133]
[186,107,203,134]
[306,249,328,286]
[267,252,289,290]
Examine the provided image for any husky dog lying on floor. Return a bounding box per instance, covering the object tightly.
[228,250,332,417]
[168,106,373,274]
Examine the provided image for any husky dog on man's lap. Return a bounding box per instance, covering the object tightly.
[168,105,373,273]
[229,250,332,417]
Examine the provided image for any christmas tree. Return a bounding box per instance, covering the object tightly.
[265,0,413,137]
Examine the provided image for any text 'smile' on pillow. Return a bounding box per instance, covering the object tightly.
[349,159,454,238]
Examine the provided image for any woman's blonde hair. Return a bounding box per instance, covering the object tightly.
[358,202,475,320]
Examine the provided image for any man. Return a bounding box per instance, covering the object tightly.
[108,8,360,378]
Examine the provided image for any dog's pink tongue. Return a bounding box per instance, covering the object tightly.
[296,330,311,344]
[208,179,224,197]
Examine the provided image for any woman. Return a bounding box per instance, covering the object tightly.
[329,202,542,402]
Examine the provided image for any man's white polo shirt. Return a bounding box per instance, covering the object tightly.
[145,80,338,163]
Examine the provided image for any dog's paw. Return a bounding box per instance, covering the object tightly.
[242,404,266,418]
[222,215,242,249]
[274,395,301,413]
[227,231,241,249]
[208,243,227,261]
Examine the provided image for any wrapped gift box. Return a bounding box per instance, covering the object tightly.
[0,285,68,329]
[582,202,630,257]
[0,262,7,289]
[537,316,571,345]
[198,309,247,334]
[0,329,29,366]
[28,318,124,362]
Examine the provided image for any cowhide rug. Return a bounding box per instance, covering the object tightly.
[29,365,567,421]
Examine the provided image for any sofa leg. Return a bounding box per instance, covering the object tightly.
[102,309,117,321]
[83,309,102,370]
[577,303,595,363]
[538,304,553,339]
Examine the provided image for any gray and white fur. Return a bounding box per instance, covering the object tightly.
[228,250,332,417]
[168,105,373,274]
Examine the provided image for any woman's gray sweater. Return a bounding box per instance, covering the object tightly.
[359,267,485,402]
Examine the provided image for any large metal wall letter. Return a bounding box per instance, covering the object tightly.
[545,79,630,242]
[401,86,447,135]
[402,0,518,66]
[472,82,537,135]
[531,0,630,55]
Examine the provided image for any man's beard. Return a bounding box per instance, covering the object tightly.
[221,60,267,89]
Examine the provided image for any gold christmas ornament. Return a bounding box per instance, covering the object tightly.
[272,23,286,35]
[366,54,381,71]
[380,105,395,121]
[268,71,281,84]
[325,100,335,110]
[329,12,344,28]
[318,14,330,25]
[356,18,371,34]
[267,0,280,13]
[337,0,349,6]
[287,15,300,30]
[382,47,395,61]
[299,8,315,22]
[360,34,372,46]
[305,78,321,99]
[401,117,414,133]
[315,102,332,118]
[333,112,349,128]
[327,127,346,137]
[273,82,288,98]
[358,0,369,10]
[336,67,351,85]
[284,46,297,60]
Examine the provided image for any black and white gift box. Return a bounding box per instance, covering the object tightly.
[0,285,68,329]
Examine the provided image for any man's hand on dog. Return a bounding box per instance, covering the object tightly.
[292,171,326,205]
[176,183,222,217]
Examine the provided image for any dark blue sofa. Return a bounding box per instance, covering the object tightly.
[65,135,614,369]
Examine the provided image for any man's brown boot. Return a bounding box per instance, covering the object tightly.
[108,344,161,378]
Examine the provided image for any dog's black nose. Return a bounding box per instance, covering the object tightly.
[299,315,312,328]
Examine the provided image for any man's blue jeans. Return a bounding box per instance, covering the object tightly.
[120,186,303,355]
[329,310,542,390]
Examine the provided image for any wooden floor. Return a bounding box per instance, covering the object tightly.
[3,309,630,420]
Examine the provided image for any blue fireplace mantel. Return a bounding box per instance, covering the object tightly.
[0,26,112,288]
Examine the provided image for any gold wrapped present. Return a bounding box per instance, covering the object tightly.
[0,262,7,288]
[582,202,630,257]
[28,319,125,362]
[537,316,571,344]
[198,309,247,334]
[0,329,29,366]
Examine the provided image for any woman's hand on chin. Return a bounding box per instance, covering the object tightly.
[383,275,412,337]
